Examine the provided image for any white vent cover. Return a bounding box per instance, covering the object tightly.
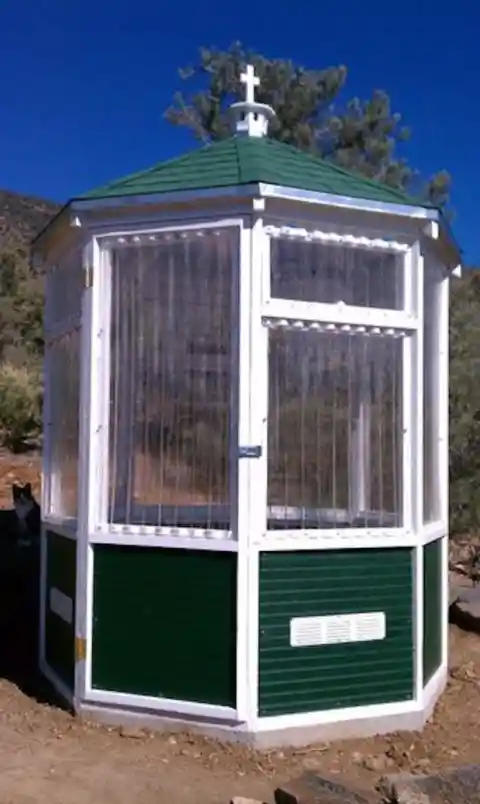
[289,611,386,648]
[49,587,73,625]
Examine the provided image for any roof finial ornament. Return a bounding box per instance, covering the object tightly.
[230,63,276,138]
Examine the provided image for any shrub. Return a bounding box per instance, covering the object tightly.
[0,362,42,451]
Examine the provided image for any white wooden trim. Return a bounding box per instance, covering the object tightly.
[74,257,93,705]
[89,533,238,551]
[412,242,424,702]
[245,218,269,728]
[41,520,78,540]
[422,522,447,544]
[77,239,105,698]
[40,658,74,706]
[235,222,252,721]
[96,523,232,540]
[257,531,417,550]
[439,274,450,669]
[264,224,410,251]
[96,218,245,244]
[422,661,448,710]
[88,531,421,551]
[259,184,439,222]
[84,688,237,721]
[439,276,450,531]
[255,698,418,732]
[262,299,417,331]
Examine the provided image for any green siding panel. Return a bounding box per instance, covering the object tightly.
[77,136,429,209]
[45,531,76,689]
[258,549,414,716]
[423,538,443,684]
[92,546,237,707]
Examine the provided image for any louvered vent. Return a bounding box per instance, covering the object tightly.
[289,611,386,647]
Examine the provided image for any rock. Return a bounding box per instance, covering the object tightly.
[362,754,395,772]
[231,799,267,804]
[274,772,374,804]
[450,587,480,634]
[450,660,478,681]
[118,726,145,739]
[378,764,480,804]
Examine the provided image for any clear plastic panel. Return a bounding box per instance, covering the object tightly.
[45,239,84,333]
[271,238,404,309]
[108,229,238,530]
[267,327,403,529]
[423,260,442,523]
[47,327,81,519]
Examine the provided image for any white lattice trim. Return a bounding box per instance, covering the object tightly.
[100,228,235,248]
[264,225,409,252]
[98,523,234,540]
[261,298,417,331]
[262,317,406,337]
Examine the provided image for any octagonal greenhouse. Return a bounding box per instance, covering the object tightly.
[33,66,461,747]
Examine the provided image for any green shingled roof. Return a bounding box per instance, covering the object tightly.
[77,135,431,209]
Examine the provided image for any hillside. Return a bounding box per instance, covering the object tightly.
[0,190,59,450]
[0,189,60,250]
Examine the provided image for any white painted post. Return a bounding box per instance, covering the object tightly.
[412,242,425,701]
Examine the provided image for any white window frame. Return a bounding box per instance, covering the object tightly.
[42,238,85,536]
[89,219,244,546]
[252,223,419,546]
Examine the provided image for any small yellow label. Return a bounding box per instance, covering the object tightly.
[75,636,87,662]
[84,264,93,288]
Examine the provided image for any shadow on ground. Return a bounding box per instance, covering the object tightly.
[0,509,65,708]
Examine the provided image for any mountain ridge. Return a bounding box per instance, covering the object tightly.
[0,189,60,249]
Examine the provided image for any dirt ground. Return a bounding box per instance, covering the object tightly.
[1,452,480,804]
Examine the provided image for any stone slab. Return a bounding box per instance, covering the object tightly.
[274,772,374,804]
[379,764,480,804]
[450,586,480,633]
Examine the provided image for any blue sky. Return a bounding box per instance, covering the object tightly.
[0,0,477,263]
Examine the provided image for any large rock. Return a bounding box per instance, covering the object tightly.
[379,764,480,803]
[274,772,375,804]
[450,586,480,633]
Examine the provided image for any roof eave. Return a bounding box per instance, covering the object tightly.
[258,182,439,221]
[42,181,461,274]
[422,219,462,276]
[70,183,261,213]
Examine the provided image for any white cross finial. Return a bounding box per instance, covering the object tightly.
[230,63,276,137]
[241,64,260,105]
